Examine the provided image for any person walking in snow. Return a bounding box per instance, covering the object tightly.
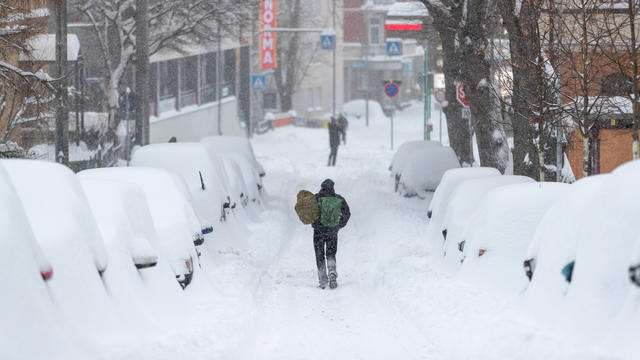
[337,113,348,145]
[312,179,350,289]
[327,116,341,166]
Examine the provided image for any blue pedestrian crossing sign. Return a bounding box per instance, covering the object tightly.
[321,34,335,50]
[386,40,403,56]
[251,75,266,91]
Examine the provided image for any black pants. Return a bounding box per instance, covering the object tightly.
[328,145,338,166]
[313,230,338,285]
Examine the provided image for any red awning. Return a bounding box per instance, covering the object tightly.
[385,23,423,31]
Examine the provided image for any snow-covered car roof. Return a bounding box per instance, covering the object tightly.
[200,136,265,177]
[390,140,441,176]
[459,182,570,295]
[131,143,228,225]
[399,146,460,196]
[428,167,501,220]
[440,175,535,270]
[78,167,201,270]
[1,160,108,273]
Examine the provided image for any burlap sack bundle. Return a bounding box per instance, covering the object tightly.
[295,190,319,225]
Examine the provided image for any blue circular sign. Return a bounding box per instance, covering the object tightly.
[385,82,399,98]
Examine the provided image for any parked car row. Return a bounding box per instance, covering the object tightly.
[424,160,640,355]
[389,140,460,197]
[0,136,265,358]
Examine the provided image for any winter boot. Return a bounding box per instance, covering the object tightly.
[329,272,338,289]
[318,269,328,289]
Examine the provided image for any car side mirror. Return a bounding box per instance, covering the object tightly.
[629,265,640,287]
[523,258,535,281]
[562,261,575,283]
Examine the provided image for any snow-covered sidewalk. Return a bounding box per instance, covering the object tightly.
[102,102,608,359]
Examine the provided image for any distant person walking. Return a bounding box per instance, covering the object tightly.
[338,113,348,145]
[328,116,341,166]
[311,179,350,289]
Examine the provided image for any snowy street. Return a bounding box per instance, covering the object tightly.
[100,103,606,360]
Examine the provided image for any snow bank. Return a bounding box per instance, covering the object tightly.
[439,175,536,271]
[522,175,608,324]
[459,182,570,296]
[399,146,460,197]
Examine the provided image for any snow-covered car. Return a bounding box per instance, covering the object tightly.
[131,143,231,224]
[79,167,203,289]
[389,140,441,191]
[457,182,570,295]
[521,175,608,321]
[0,165,69,359]
[221,156,250,208]
[397,146,460,197]
[200,141,264,204]
[427,167,501,220]
[200,135,266,177]
[439,175,536,270]
[1,160,124,341]
[80,179,159,271]
[1,160,108,275]
[560,161,640,342]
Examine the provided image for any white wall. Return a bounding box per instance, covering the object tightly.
[149,97,244,143]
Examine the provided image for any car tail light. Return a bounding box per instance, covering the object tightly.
[41,268,53,281]
[478,249,486,257]
[185,258,193,273]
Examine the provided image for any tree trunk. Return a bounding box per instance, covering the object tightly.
[582,134,590,177]
[538,147,546,181]
[460,0,511,173]
[135,0,149,145]
[275,0,301,112]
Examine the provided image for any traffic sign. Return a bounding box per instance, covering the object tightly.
[456,82,469,107]
[251,75,266,91]
[321,34,335,50]
[386,40,403,56]
[384,82,400,98]
[434,88,446,104]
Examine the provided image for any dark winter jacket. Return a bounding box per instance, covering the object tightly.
[312,179,350,235]
[338,115,348,134]
[328,121,341,148]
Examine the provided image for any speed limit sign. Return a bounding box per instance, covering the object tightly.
[434,88,446,104]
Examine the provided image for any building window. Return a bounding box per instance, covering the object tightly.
[308,88,314,111]
[315,87,322,111]
[600,73,632,97]
[201,52,217,103]
[224,49,236,97]
[180,56,198,107]
[369,17,381,45]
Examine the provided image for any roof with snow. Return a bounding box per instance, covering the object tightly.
[387,1,429,17]
[19,34,81,62]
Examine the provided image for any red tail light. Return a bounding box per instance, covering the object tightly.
[41,269,53,281]
[478,249,486,257]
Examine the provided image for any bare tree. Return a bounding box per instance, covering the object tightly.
[418,0,474,166]
[0,2,54,152]
[555,0,615,178]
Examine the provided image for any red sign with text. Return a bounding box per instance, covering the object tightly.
[260,0,278,69]
[456,82,469,107]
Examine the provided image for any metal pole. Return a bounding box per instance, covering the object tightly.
[391,108,394,150]
[136,0,149,145]
[217,16,222,135]
[439,106,443,143]
[54,0,69,165]
[365,44,369,127]
[125,88,130,165]
[332,0,336,116]
[424,40,430,140]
